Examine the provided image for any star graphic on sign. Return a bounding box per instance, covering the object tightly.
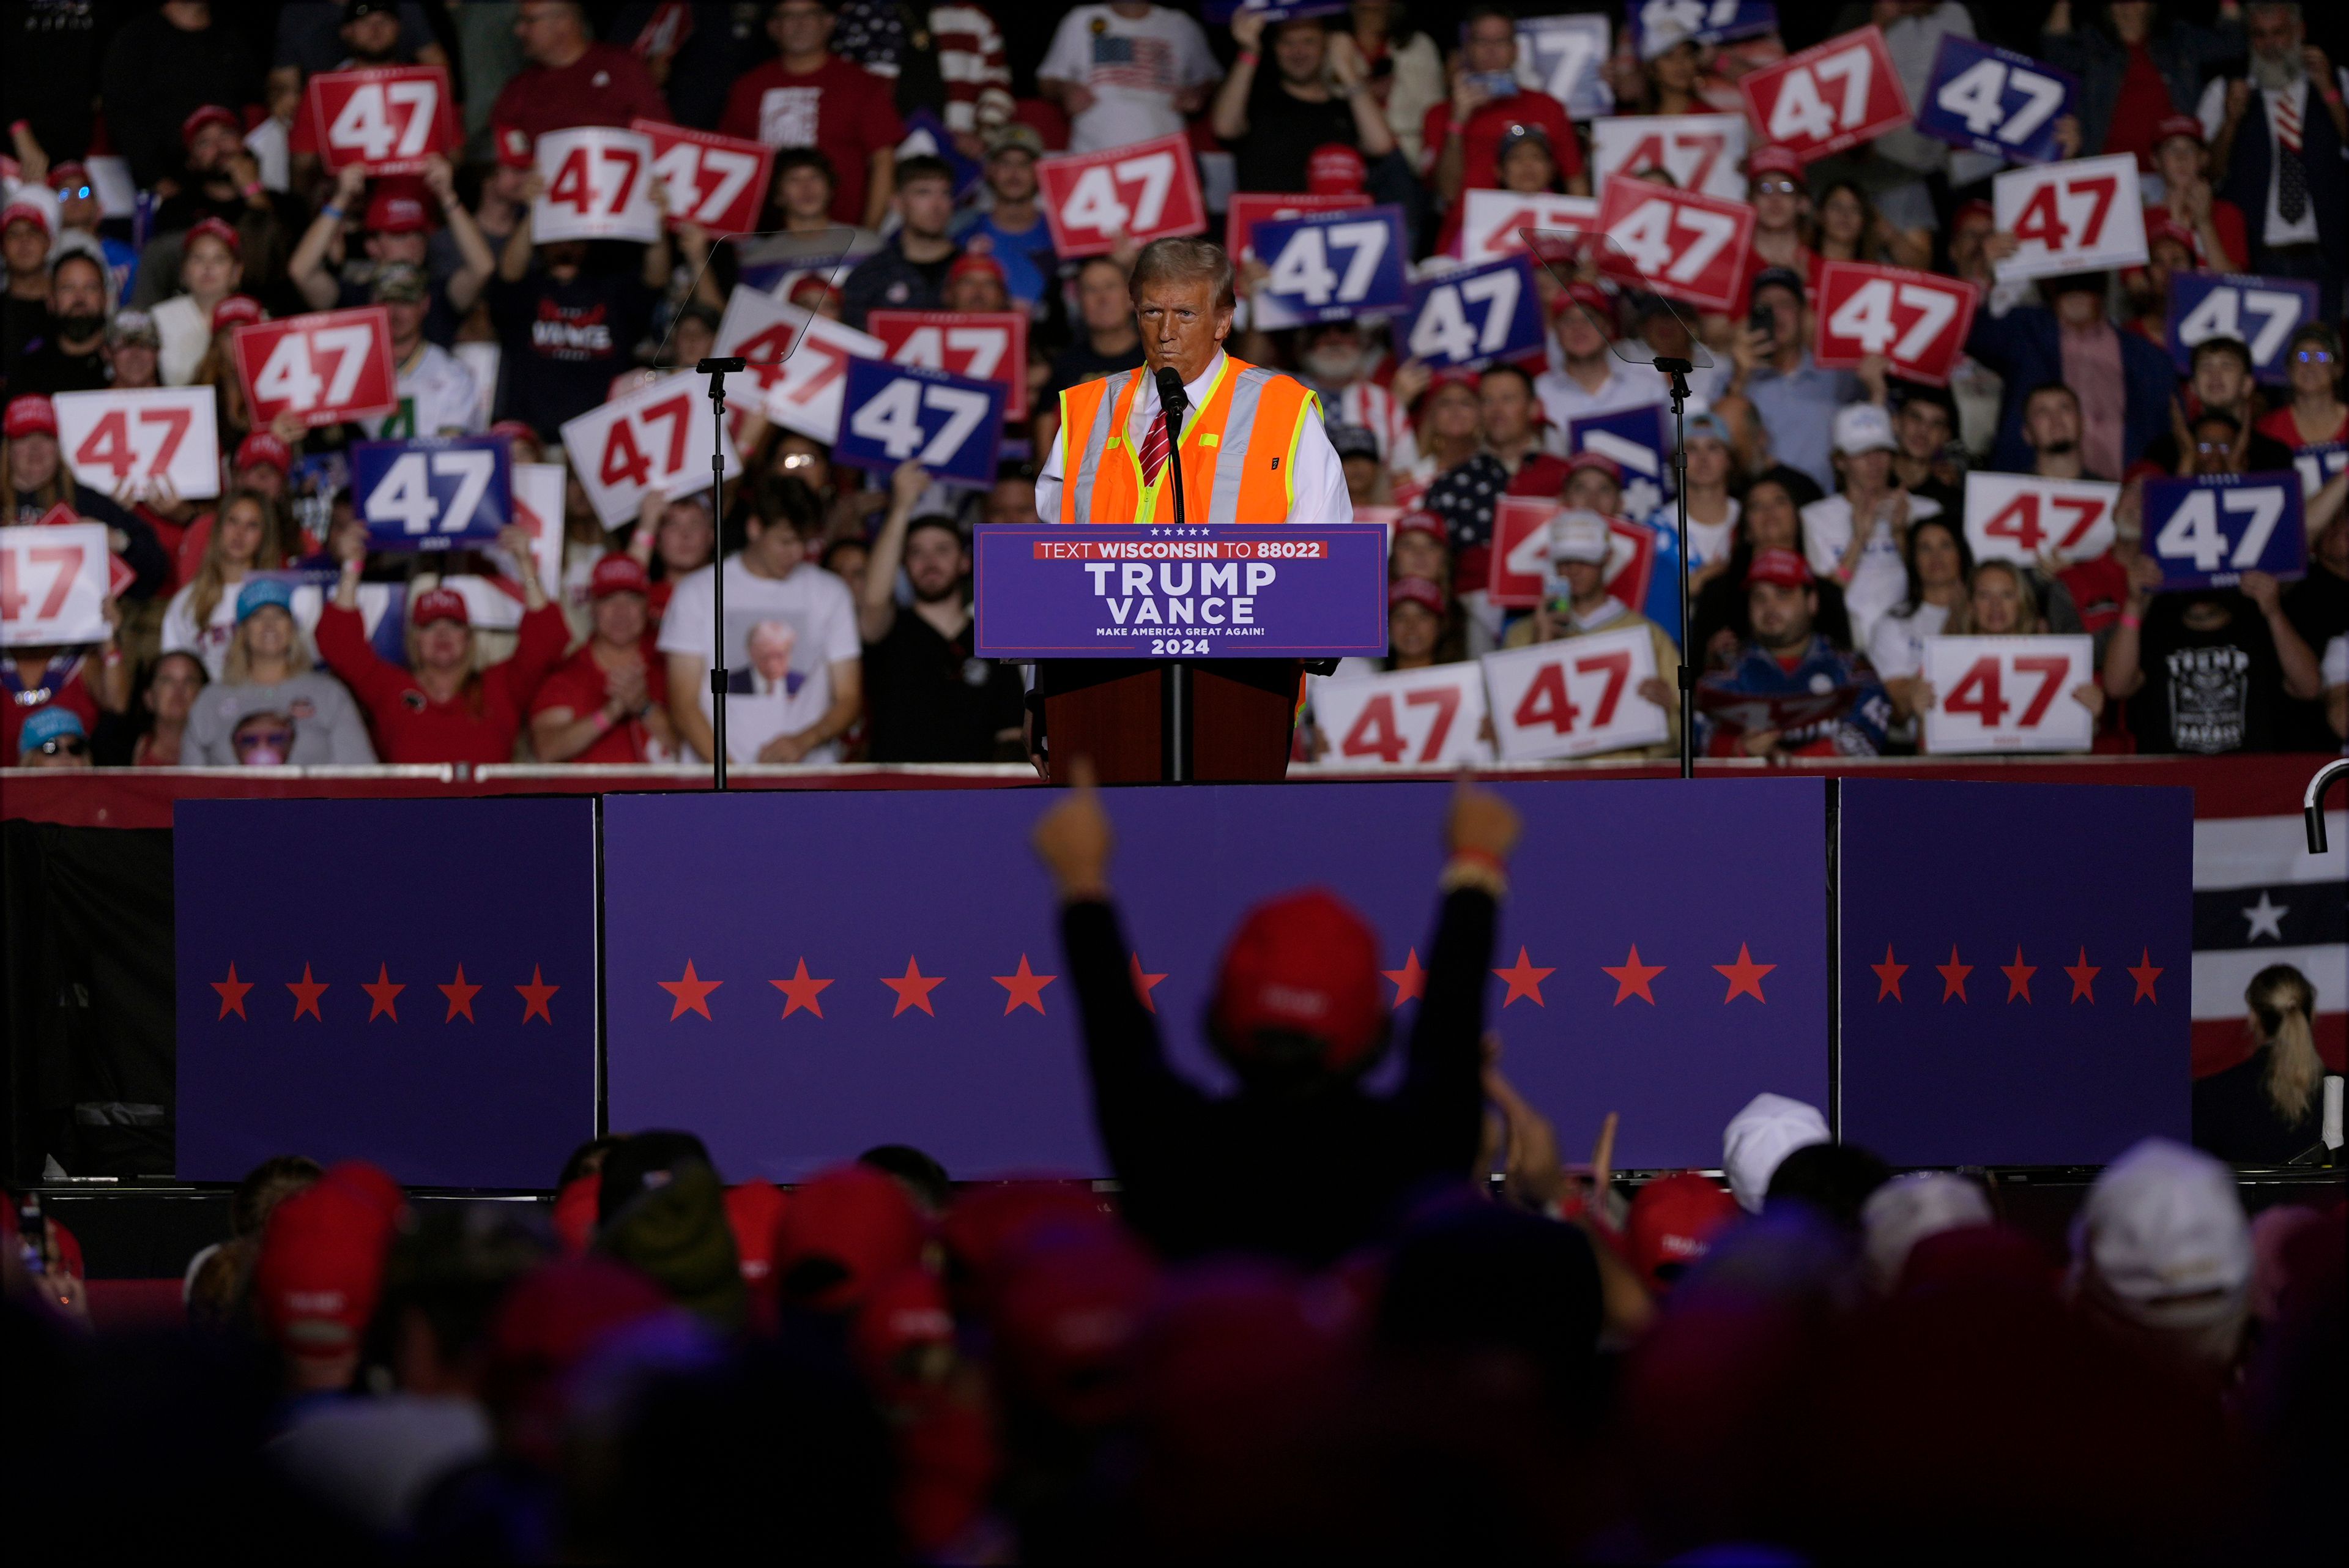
[1381,948,1427,1008]
[2241,891,2288,942]
[993,954,1057,1016]
[2065,947,2099,1003]
[212,962,253,1021]
[1713,943,1774,1004]
[1937,945,1973,1003]
[2000,945,2037,1003]
[361,963,405,1022]
[1871,943,1908,1002]
[516,965,558,1025]
[287,964,328,1022]
[660,959,722,1020]
[883,957,945,1017]
[2128,948,2162,1004]
[1129,953,1169,1013]
[440,964,481,1023]
[1493,947,1554,1008]
[770,958,833,1019]
[1601,944,1665,1006]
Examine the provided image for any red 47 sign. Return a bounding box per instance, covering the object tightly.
[632,119,772,237]
[1739,26,1910,165]
[1036,135,1208,259]
[561,373,743,527]
[1487,497,1657,611]
[303,65,458,174]
[1458,190,1598,264]
[1961,473,2118,566]
[1991,154,2147,281]
[867,310,1030,421]
[1480,622,1670,761]
[1226,193,1365,262]
[1920,634,2095,754]
[231,308,398,430]
[1594,176,1755,314]
[1312,664,1493,770]
[711,288,883,443]
[1813,262,1980,385]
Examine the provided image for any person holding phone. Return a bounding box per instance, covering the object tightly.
[1422,7,1583,219]
[1213,9,1395,196]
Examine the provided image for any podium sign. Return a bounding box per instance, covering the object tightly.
[974,524,1388,660]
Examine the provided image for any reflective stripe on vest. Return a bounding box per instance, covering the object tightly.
[1056,358,1316,524]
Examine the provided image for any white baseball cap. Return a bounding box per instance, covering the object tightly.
[1546,510,1611,566]
[1721,1092,1830,1214]
[2070,1138,2252,1329]
[1861,1172,1995,1294]
[1832,401,1897,456]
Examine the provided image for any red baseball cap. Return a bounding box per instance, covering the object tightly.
[2148,218,2195,253]
[48,160,89,193]
[937,1180,1111,1314]
[772,1164,929,1312]
[5,395,58,439]
[724,1178,790,1286]
[2154,113,2203,147]
[1566,448,1623,484]
[492,124,534,169]
[210,294,264,333]
[990,1228,1159,1428]
[1746,548,1812,589]
[486,1256,670,1468]
[1953,198,1994,229]
[1305,143,1368,196]
[1556,281,1616,333]
[1,196,52,236]
[947,251,1006,286]
[489,418,540,449]
[850,1265,956,1400]
[789,277,845,311]
[1389,576,1447,616]
[187,216,243,259]
[412,587,471,627]
[1748,145,1806,180]
[1626,1173,1738,1293]
[234,430,292,474]
[551,1173,599,1258]
[251,1178,398,1364]
[589,553,651,600]
[1209,888,1386,1076]
[181,104,240,146]
[1394,510,1447,541]
[365,177,436,234]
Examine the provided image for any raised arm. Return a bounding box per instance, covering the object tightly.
[1211,13,1265,140]
[290,163,369,311]
[858,461,930,643]
[423,155,497,314]
[1399,782,1518,1171]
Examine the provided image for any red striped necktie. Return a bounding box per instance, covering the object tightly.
[2274,88,2307,224]
[1138,409,1171,486]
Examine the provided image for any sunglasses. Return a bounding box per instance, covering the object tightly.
[1753,179,1802,196]
[35,737,88,757]
[233,729,294,749]
[2295,349,2336,364]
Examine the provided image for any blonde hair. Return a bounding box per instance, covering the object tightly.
[2246,965,2323,1124]
[1130,237,1236,311]
[187,489,288,636]
[221,606,317,688]
[1953,559,2042,635]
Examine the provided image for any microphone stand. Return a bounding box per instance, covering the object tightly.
[1157,368,1190,784]
[1655,356,1695,781]
[697,355,746,790]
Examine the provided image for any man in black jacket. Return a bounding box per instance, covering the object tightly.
[1030,764,1517,1265]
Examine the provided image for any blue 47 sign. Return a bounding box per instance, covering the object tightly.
[834,358,1005,488]
[1516,15,1611,121]
[1403,258,1543,370]
[352,435,511,551]
[1630,0,1775,52]
[2143,472,2306,590]
[1915,34,2079,166]
[1250,204,1408,330]
[2165,272,2321,383]
[1565,404,1673,519]
[2294,441,2345,500]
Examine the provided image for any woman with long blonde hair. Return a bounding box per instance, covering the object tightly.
[160,488,287,680]
[2194,965,2329,1163]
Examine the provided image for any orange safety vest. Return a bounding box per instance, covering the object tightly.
[1056,356,1322,525]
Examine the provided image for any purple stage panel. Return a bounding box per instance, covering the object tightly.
[1837,779,2193,1166]
[174,798,598,1188]
[601,779,1830,1180]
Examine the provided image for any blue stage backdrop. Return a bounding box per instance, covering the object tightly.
[175,798,598,1188]
[1837,779,2193,1165]
[602,779,1832,1180]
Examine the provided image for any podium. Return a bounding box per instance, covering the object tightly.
[972,524,1391,783]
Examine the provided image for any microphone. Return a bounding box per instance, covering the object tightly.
[1156,366,1189,437]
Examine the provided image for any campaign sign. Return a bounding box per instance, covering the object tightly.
[2293,442,2346,500]
[1594,176,1755,314]
[633,119,773,236]
[508,461,568,590]
[1962,472,2118,566]
[177,799,597,1188]
[0,522,111,647]
[712,288,882,444]
[1313,664,1493,768]
[1250,204,1409,329]
[1037,134,1208,259]
[1589,113,1748,202]
[1516,14,1612,121]
[868,309,1029,421]
[1739,26,1910,165]
[1693,675,1865,738]
[1565,404,1673,519]
[1630,0,1776,53]
[1226,191,1367,262]
[1402,257,1544,370]
[2165,272,2321,384]
[1992,154,2147,281]
[1914,35,2078,166]
[1459,189,1597,264]
[352,436,513,552]
[1920,634,2096,754]
[1813,262,1980,386]
[563,371,743,527]
[2142,472,2306,590]
[1203,0,1348,22]
[973,526,1387,659]
[1839,779,2191,1165]
[53,386,220,501]
[304,65,459,175]
[834,359,1005,489]
[534,126,661,244]
[232,307,398,430]
[1482,624,1670,760]
[31,503,138,601]
[1487,497,1657,612]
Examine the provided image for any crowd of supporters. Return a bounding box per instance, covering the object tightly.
[2,0,2346,771]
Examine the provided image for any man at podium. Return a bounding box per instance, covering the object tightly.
[1036,237,1354,527]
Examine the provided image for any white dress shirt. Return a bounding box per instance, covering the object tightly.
[2197,72,2330,248]
[1036,351,1354,525]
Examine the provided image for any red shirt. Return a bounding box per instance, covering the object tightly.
[1423,90,1582,253]
[2058,554,2131,639]
[2106,43,2174,171]
[529,639,669,764]
[316,600,571,764]
[2257,404,2349,450]
[2143,200,2250,272]
[489,43,670,143]
[719,55,904,225]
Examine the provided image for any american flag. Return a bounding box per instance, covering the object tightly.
[1091,34,1174,92]
[2191,789,2343,1080]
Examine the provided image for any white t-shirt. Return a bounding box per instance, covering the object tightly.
[1038,4,1220,155]
[1801,491,1943,650]
[1680,497,1740,570]
[1534,361,1669,459]
[160,579,242,680]
[2321,633,2347,690]
[657,556,860,764]
[153,292,212,387]
[1866,598,1950,683]
[366,342,483,440]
